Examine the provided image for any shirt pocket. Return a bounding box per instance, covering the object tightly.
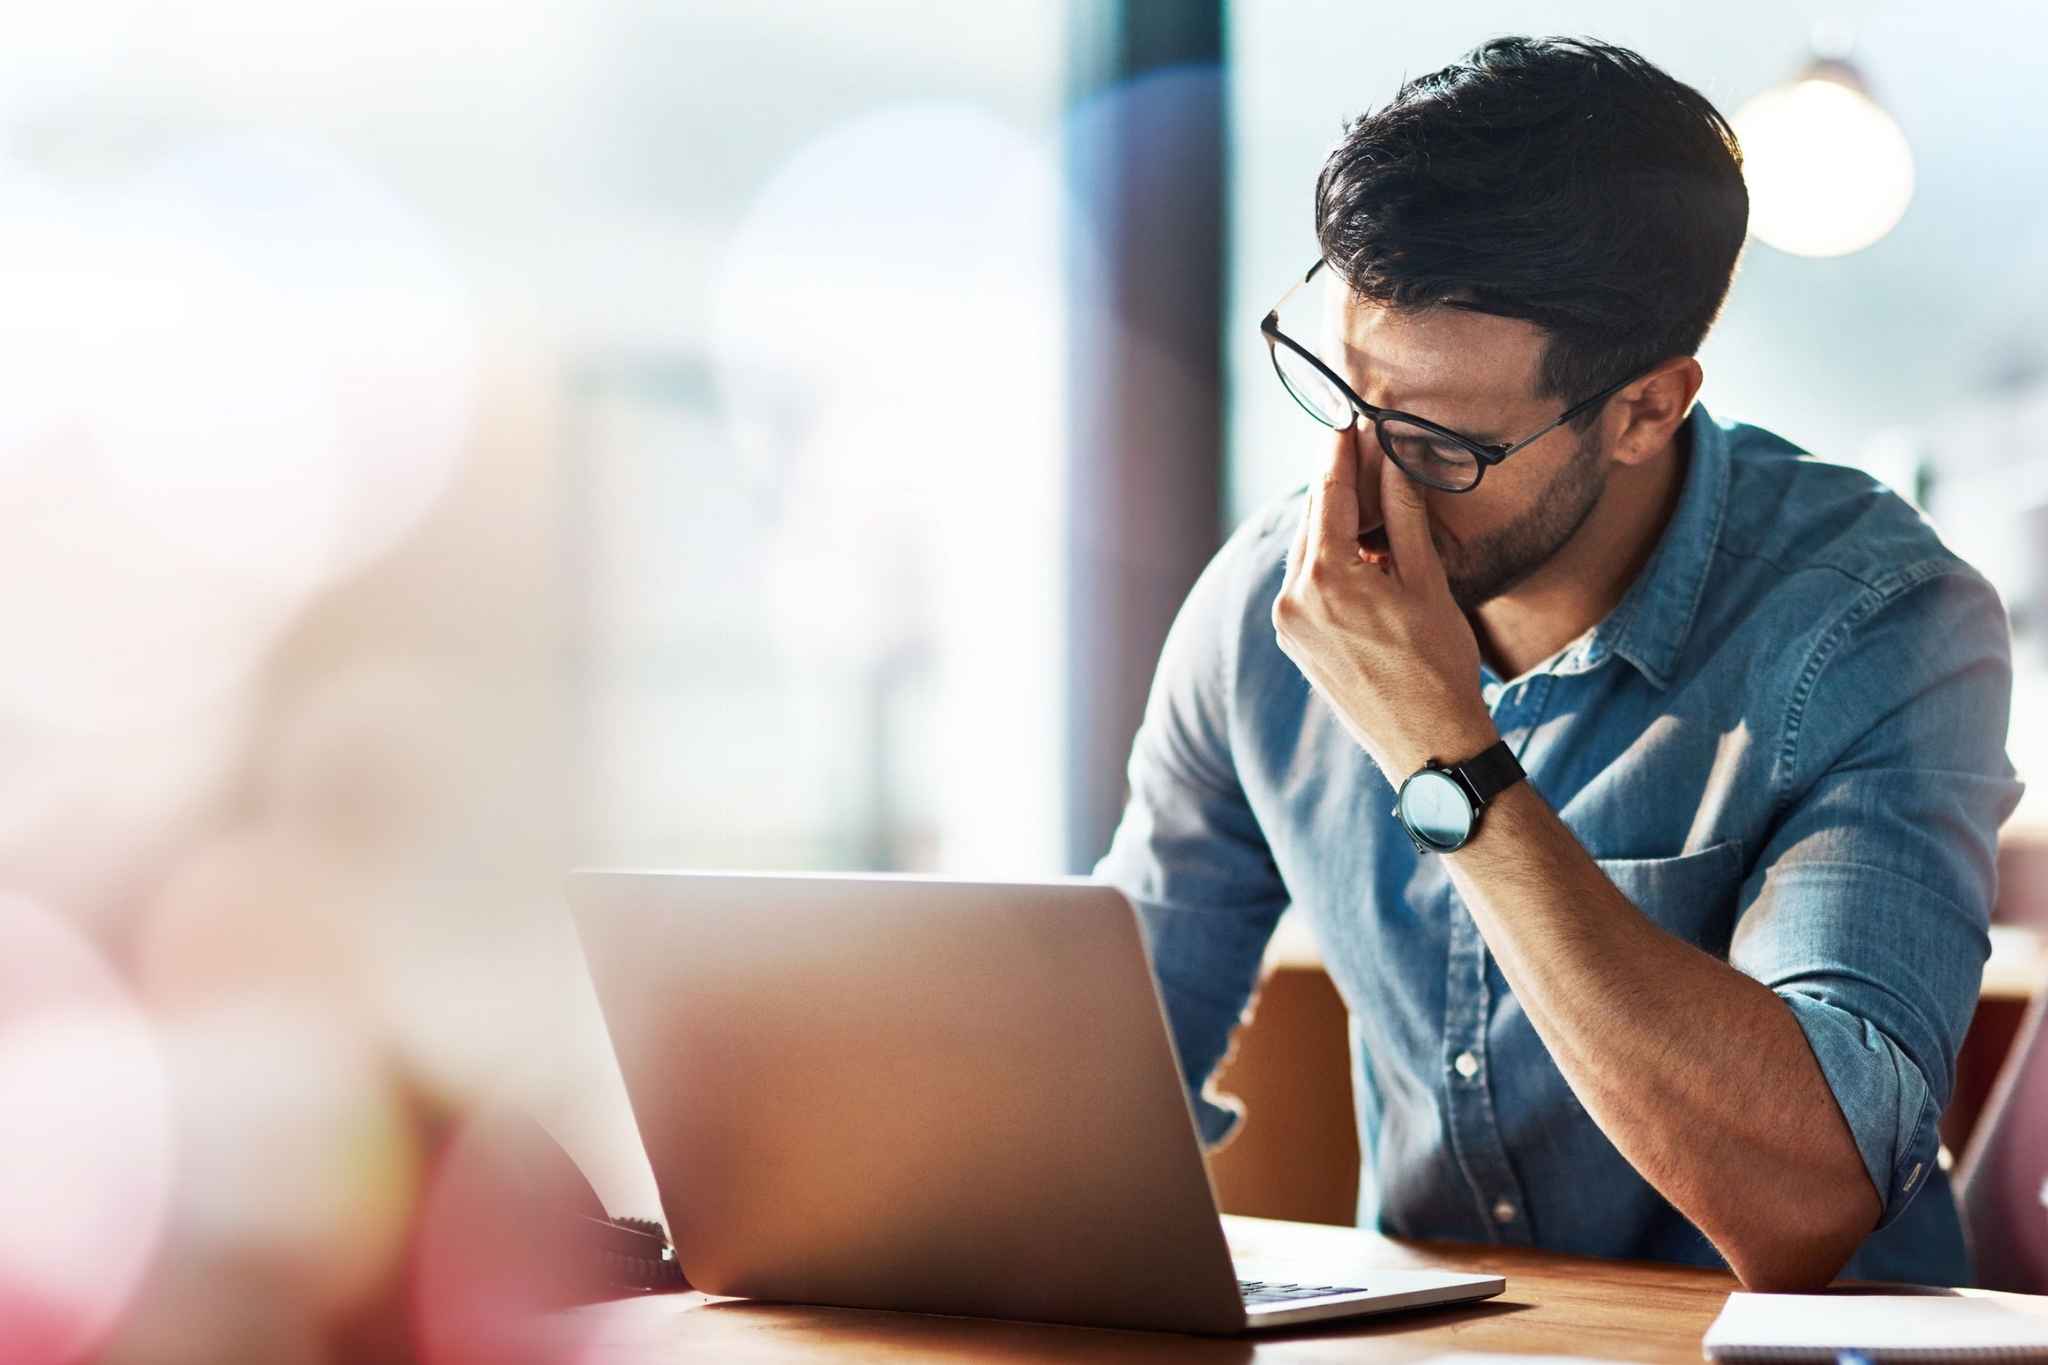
[1590,840,1748,959]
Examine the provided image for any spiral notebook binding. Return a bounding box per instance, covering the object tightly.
[1710,1345,2048,1361]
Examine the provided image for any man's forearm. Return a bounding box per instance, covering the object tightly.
[1441,779,1881,1289]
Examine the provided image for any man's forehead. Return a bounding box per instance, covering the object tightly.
[1333,294,1548,408]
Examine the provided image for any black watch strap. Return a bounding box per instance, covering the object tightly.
[1451,739,1524,808]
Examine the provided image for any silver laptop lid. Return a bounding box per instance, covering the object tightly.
[569,870,1247,1334]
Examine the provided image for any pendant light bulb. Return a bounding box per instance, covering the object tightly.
[1732,54,1915,258]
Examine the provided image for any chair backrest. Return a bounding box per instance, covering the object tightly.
[1957,981,2048,1291]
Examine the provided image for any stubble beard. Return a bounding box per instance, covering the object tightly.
[1442,426,1609,613]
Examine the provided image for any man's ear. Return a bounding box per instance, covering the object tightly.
[1607,356,1704,467]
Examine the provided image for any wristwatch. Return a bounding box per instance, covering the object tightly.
[1392,739,1525,854]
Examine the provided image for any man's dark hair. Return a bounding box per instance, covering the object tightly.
[1313,36,1748,425]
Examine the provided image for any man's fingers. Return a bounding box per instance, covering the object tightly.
[1284,492,1311,587]
[1292,452,1325,585]
[1378,444,1445,588]
[1313,423,1362,553]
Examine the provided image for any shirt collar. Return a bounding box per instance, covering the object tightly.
[1547,398,1730,692]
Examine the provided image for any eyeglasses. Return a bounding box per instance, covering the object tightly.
[1260,259,1641,494]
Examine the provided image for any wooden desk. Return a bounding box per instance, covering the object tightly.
[559,1215,2046,1362]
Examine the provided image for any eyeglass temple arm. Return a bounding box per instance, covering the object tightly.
[1265,266,1322,331]
[1493,372,1642,460]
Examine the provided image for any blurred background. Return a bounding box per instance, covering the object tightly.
[1,1,2044,1360]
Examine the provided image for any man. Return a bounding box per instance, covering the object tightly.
[1094,35,2024,1290]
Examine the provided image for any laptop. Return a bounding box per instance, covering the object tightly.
[569,870,1505,1334]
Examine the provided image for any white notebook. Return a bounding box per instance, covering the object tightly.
[1703,1292,2048,1361]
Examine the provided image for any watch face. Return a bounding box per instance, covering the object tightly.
[1398,769,1473,851]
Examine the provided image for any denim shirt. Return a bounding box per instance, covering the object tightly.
[1093,400,2024,1284]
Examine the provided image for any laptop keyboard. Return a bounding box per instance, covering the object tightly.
[1238,1278,1367,1306]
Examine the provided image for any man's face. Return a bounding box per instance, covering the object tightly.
[1332,294,1609,613]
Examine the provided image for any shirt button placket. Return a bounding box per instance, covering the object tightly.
[1442,898,1523,1243]
[1443,984,1533,1242]
[1443,672,1542,1247]
[1439,672,1550,1245]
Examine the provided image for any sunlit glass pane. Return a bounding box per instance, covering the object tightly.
[1269,341,1353,428]
[1376,416,1482,491]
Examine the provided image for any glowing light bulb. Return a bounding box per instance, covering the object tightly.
[1733,62,1915,258]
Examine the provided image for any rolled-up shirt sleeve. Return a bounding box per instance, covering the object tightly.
[1730,563,2025,1229]
[1091,522,1292,1150]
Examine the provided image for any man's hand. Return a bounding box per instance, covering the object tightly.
[1272,423,1497,781]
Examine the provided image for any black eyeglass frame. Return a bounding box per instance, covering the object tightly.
[1260,258,1644,493]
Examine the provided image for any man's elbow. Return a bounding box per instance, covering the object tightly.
[1723,1189,1879,1292]
[1728,1244,1850,1293]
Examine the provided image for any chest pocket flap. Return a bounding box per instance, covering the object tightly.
[1591,840,1748,958]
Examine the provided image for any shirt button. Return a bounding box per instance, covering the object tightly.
[1482,683,1503,707]
[1492,1199,1518,1225]
[1453,1050,1480,1080]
